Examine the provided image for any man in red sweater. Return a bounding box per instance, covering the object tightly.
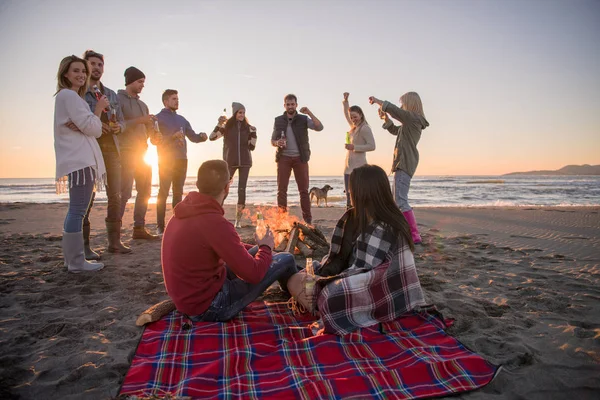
[161,159,297,321]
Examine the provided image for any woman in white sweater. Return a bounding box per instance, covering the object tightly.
[342,92,376,208]
[54,55,110,273]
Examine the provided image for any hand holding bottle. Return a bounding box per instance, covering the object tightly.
[378,107,390,123]
[256,226,274,250]
[94,95,110,116]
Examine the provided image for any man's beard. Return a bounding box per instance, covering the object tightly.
[91,72,102,81]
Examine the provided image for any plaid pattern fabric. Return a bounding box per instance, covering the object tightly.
[120,302,498,399]
[315,211,426,335]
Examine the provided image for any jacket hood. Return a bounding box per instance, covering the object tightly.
[417,115,429,130]
[173,191,224,219]
[117,89,139,99]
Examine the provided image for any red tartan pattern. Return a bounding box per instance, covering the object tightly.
[120,302,498,399]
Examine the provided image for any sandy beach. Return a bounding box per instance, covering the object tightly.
[0,202,599,399]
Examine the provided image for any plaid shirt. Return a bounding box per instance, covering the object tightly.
[314,211,426,335]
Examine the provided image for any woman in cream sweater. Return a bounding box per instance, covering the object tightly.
[342,92,376,208]
[54,55,109,273]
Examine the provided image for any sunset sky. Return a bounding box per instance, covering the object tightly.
[0,0,598,178]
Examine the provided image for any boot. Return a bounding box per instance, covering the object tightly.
[132,225,160,240]
[234,204,244,228]
[106,220,132,253]
[83,223,101,260]
[402,209,422,244]
[63,231,104,273]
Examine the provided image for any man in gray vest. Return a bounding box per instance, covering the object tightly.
[271,94,323,224]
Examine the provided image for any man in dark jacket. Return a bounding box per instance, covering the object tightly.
[161,159,297,321]
[154,89,208,235]
[271,94,323,224]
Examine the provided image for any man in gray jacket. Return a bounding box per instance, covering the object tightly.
[117,67,159,240]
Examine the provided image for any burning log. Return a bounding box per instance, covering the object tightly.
[294,223,329,248]
[296,240,313,257]
[285,227,300,253]
[274,238,288,253]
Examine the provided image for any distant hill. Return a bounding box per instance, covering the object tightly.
[504,164,600,176]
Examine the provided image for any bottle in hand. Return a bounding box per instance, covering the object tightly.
[279,131,287,149]
[255,212,266,239]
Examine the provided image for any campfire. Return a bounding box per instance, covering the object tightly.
[249,208,330,258]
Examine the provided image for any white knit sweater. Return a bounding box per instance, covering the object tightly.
[53,89,106,192]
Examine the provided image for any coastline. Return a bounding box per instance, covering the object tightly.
[0,203,599,398]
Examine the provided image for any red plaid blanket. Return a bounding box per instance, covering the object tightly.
[120,302,498,399]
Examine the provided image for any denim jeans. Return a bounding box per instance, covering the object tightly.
[120,147,152,227]
[393,169,412,212]
[189,251,298,322]
[277,155,311,223]
[83,148,122,225]
[157,158,188,230]
[229,166,250,205]
[64,167,96,233]
[344,173,351,207]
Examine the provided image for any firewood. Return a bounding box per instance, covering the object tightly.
[296,239,314,257]
[285,227,300,253]
[295,223,329,248]
[136,299,176,326]
[274,238,289,252]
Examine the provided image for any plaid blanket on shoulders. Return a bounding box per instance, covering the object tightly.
[315,211,426,335]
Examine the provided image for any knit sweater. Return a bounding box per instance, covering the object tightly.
[342,101,376,174]
[53,89,106,191]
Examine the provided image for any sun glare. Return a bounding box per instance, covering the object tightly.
[144,147,159,168]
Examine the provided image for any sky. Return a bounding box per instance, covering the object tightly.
[0,0,598,178]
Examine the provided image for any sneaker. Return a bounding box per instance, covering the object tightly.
[157,226,165,237]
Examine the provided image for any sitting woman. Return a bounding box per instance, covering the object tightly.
[287,164,426,335]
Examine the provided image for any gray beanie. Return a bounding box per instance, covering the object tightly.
[232,102,245,116]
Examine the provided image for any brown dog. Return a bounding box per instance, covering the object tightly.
[309,184,333,207]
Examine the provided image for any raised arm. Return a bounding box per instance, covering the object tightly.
[300,107,323,131]
[381,100,412,125]
[342,92,352,127]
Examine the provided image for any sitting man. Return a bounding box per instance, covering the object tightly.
[162,159,297,322]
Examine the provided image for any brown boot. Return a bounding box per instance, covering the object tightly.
[106,220,132,253]
[132,225,160,240]
[234,204,245,228]
[83,223,101,260]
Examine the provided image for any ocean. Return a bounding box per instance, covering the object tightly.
[1,175,599,207]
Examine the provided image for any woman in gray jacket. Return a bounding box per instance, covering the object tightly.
[342,92,376,209]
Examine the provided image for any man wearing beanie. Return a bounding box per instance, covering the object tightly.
[210,102,258,228]
[79,50,131,257]
[154,89,208,235]
[117,66,160,240]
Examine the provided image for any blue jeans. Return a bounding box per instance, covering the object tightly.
[120,148,152,227]
[393,170,412,212]
[344,173,351,207]
[64,167,96,233]
[189,250,298,322]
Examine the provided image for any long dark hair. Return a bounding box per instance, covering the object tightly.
[349,164,414,251]
[225,110,250,130]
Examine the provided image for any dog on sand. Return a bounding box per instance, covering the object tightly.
[309,185,333,207]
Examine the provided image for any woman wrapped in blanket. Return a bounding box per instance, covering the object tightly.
[287,164,426,335]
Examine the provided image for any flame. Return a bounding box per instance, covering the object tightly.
[250,207,301,247]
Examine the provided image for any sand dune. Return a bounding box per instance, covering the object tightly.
[0,203,598,399]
